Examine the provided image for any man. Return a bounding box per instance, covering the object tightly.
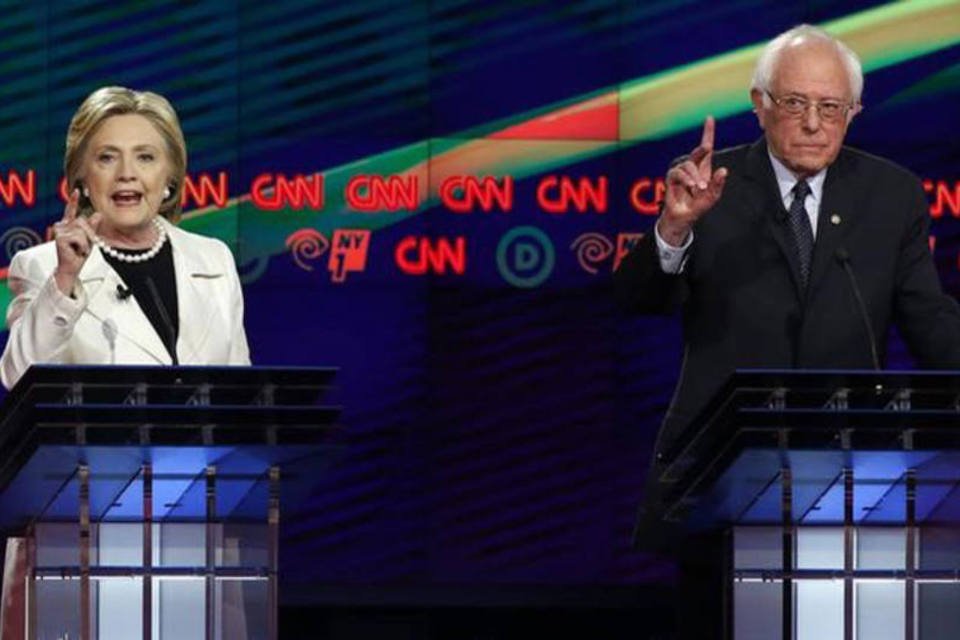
[616,24,960,475]
[616,23,960,638]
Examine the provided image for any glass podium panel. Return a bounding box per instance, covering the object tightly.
[34,579,85,640]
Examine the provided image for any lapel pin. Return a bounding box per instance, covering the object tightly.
[830,214,841,225]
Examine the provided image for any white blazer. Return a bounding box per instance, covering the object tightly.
[0,217,250,389]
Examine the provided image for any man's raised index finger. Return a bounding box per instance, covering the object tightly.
[700,115,715,152]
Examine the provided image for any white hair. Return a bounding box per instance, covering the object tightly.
[751,24,863,105]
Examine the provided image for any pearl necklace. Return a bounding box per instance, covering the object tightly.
[95,219,167,263]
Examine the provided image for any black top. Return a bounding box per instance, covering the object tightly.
[102,240,179,363]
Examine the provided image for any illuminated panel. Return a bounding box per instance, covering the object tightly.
[193,0,960,252]
[0,1,956,299]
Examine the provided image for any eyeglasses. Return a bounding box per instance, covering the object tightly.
[765,91,857,123]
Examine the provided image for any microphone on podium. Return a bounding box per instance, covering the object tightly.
[835,248,880,371]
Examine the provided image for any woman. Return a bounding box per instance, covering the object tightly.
[0,87,250,389]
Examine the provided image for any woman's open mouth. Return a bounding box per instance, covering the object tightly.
[111,191,143,207]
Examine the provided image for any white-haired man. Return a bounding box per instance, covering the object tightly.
[617,23,960,469]
[615,23,960,637]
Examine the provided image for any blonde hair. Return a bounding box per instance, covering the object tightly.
[64,86,187,218]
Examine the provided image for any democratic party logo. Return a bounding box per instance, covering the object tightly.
[496,225,555,288]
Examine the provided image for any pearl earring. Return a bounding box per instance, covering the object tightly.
[163,186,172,200]
[82,186,90,198]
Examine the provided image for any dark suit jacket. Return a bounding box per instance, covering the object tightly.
[615,138,960,462]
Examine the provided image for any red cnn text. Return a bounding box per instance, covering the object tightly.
[182,172,229,209]
[251,173,324,211]
[346,175,420,212]
[630,178,666,215]
[0,170,35,207]
[536,176,608,214]
[925,180,960,219]
[395,236,467,275]
[439,175,513,213]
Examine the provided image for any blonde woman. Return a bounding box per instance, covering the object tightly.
[0,87,249,389]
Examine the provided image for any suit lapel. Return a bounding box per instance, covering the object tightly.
[742,139,805,299]
[80,247,171,364]
[807,150,855,297]
[164,221,220,364]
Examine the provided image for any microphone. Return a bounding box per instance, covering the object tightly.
[835,248,880,371]
[145,276,179,365]
[116,284,133,300]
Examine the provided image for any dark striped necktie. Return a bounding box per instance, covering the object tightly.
[788,179,814,289]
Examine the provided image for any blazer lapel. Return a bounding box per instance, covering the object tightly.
[165,221,220,364]
[807,150,856,297]
[742,139,805,300]
[80,247,171,364]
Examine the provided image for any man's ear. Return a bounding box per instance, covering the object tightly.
[750,88,767,130]
[846,102,862,125]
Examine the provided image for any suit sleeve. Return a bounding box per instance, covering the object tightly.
[893,181,960,368]
[613,227,690,314]
[0,250,88,389]
[221,242,251,365]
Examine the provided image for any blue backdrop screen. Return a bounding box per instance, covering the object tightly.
[0,0,958,602]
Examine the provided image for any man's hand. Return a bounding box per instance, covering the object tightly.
[658,116,728,247]
[53,189,102,297]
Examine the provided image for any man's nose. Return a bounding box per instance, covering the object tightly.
[801,104,822,132]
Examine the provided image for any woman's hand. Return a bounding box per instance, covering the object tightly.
[53,189,102,297]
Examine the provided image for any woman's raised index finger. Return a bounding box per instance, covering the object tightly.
[63,188,80,222]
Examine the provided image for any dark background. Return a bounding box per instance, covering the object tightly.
[0,1,958,637]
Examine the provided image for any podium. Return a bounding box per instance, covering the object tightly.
[0,365,340,640]
[649,370,960,640]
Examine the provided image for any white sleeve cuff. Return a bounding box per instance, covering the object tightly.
[39,274,87,329]
[654,222,693,274]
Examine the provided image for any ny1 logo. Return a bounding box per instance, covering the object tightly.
[285,228,371,283]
